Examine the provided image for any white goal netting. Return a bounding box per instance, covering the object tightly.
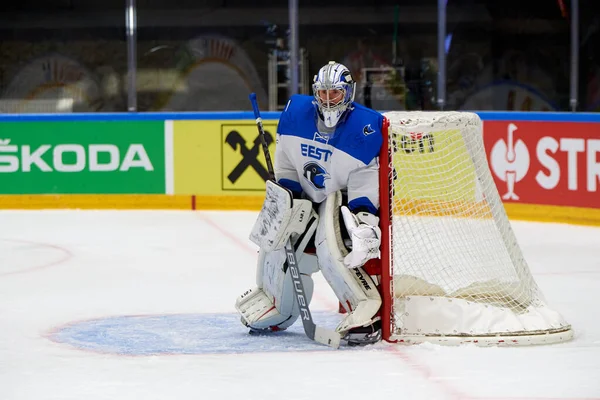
[382,111,572,345]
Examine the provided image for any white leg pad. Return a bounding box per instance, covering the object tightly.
[235,266,315,331]
[315,191,382,334]
[236,211,319,331]
[235,287,286,329]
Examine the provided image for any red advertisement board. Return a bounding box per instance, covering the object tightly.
[483,121,600,209]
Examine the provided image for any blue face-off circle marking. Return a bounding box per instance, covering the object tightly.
[48,312,367,355]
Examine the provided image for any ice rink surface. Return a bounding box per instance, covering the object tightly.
[0,210,599,400]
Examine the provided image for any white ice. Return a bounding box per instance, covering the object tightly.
[0,210,599,400]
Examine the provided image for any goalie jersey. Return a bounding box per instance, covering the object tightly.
[274,94,384,215]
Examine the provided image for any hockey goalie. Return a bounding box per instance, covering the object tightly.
[235,61,385,346]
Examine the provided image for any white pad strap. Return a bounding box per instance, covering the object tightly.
[315,192,382,334]
[249,180,313,252]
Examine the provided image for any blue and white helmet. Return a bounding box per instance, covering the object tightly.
[312,61,356,128]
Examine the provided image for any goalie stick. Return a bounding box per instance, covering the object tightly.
[249,93,342,349]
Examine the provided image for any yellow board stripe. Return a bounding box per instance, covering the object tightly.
[503,203,600,227]
[193,195,264,211]
[0,195,195,210]
[0,195,265,211]
[0,195,598,227]
[393,199,493,218]
[392,198,600,226]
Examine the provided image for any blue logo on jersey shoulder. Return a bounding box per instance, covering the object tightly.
[363,124,375,136]
[301,143,332,162]
[303,162,330,189]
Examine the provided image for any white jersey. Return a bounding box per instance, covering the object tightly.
[274,94,384,214]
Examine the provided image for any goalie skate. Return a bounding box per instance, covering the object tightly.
[342,319,382,347]
[245,320,287,334]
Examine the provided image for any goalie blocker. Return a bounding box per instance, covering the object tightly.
[235,181,382,346]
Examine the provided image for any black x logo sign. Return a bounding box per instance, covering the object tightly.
[225,130,274,184]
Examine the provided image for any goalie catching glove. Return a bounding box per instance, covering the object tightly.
[340,206,381,269]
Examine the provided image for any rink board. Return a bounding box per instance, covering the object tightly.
[0,111,599,226]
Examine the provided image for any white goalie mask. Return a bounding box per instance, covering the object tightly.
[312,61,356,128]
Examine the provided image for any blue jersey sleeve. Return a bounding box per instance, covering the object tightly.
[277,95,313,136]
[334,105,384,166]
[277,100,294,135]
[274,97,306,197]
[340,105,384,214]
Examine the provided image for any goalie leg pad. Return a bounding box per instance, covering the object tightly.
[315,191,382,334]
[235,286,288,330]
[236,211,319,331]
[256,210,319,290]
[235,267,315,331]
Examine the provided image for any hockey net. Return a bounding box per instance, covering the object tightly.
[378,111,573,345]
